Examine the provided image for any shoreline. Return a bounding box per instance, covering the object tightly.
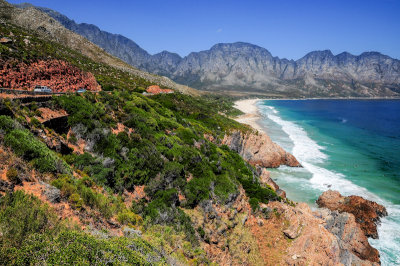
[233,96,400,131]
[261,97,400,101]
[233,99,264,131]
[242,96,400,101]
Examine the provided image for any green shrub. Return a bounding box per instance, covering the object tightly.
[30,117,42,128]
[68,133,77,144]
[117,210,143,226]
[4,128,70,174]
[14,230,158,265]
[68,193,83,210]
[176,127,197,145]
[0,115,16,133]
[0,191,162,265]
[184,177,211,207]
[52,175,77,198]
[6,167,20,184]
[134,86,146,93]
[0,190,58,247]
[249,198,260,212]
[197,226,205,239]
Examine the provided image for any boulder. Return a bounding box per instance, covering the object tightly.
[276,189,286,199]
[0,37,12,43]
[39,181,61,203]
[123,227,142,238]
[0,180,14,192]
[267,201,380,265]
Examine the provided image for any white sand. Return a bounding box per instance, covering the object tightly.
[233,99,263,131]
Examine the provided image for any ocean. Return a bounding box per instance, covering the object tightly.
[256,99,400,265]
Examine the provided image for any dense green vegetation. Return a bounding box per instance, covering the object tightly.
[51,91,278,238]
[0,115,70,174]
[0,90,278,254]
[0,191,164,265]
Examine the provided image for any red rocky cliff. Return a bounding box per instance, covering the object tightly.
[317,190,388,239]
[0,59,100,92]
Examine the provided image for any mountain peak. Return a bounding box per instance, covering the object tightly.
[302,49,334,59]
[210,42,265,50]
[359,51,387,58]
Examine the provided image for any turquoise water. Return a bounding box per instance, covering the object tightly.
[256,99,400,265]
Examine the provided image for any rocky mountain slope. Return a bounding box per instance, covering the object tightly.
[29,4,400,98]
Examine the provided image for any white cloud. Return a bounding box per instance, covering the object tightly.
[216,28,223,33]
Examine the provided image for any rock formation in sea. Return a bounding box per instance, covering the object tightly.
[317,190,388,239]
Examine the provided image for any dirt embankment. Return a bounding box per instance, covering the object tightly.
[0,59,100,92]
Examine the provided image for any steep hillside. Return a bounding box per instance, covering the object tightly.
[33,5,400,98]
[1,0,199,95]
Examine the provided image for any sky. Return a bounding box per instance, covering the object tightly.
[8,0,400,60]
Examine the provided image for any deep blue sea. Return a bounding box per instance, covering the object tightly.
[257,99,400,265]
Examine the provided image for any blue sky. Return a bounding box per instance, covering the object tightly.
[8,0,400,59]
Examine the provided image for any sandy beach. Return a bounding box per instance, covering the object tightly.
[233,99,263,131]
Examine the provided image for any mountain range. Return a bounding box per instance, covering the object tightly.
[16,3,400,97]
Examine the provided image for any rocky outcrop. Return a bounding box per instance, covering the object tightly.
[317,190,388,239]
[258,168,278,190]
[186,182,380,265]
[316,208,380,264]
[39,180,61,203]
[145,85,174,95]
[0,59,100,92]
[222,130,301,168]
[278,201,380,265]
[258,167,286,198]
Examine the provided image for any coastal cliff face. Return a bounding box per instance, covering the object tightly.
[220,129,382,265]
[222,130,301,168]
[316,209,380,264]
[317,190,388,239]
[189,185,381,265]
[284,203,380,265]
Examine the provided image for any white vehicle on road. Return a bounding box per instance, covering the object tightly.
[34,85,52,93]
